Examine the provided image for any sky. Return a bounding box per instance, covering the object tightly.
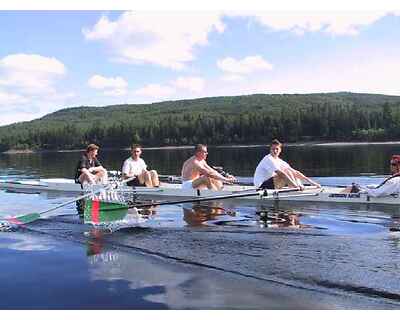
[1,2,400,126]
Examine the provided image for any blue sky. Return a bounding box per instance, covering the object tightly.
[1,5,400,125]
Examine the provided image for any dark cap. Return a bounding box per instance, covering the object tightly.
[86,144,99,152]
[391,155,400,164]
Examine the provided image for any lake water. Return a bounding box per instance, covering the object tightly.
[1,144,400,309]
[1,143,399,179]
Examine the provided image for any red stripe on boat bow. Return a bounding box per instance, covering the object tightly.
[5,217,23,225]
[91,199,100,224]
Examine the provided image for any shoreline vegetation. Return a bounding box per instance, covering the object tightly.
[3,140,400,154]
[1,92,400,153]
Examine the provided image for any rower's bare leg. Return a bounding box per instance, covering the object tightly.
[150,170,159,187]
[291,170,320,187]
[192,176,212,190]
[341,186,352,193]
[78,172,96,185]
[274,172,297,188]
[138,171,153,187]
[95,169,108,184]
[209,178,223,191]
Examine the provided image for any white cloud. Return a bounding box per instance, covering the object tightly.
[172,76,205,93]
[0,90,28,106]
[0,54,66,93]
[88,74,128,96]
[83,16,118,40]
[209,53,400,97]
[0,54,65,74]
[83,11,225,69]
[217,55,273,75]
[134,83,175,98]
[229,12,389,36]
[133,76,205,100]
[82,11,397,76]
[103,88,127,97]
[0,53,74,125]
[0,90,77,126]
[88,74,127,89]
[221,74,244,82]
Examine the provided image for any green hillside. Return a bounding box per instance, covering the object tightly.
[1,92,400,152]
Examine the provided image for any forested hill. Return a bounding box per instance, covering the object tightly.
[1,92,400,152]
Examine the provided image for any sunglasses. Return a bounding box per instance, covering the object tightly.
[391,162,398,166]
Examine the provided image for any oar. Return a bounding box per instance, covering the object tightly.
[133,188,268,208]
[131,186,320,210]
[2,191,95,225]
[0,176,137,227]
[88,186,317,214]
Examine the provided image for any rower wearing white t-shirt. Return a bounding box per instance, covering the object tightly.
[122,144,159,187]
[253,139,321,190]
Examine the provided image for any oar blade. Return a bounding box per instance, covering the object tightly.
[83,199,129,224]
[4,212,41,225]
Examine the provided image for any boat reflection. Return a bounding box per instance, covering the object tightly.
[256,204,309,229]
[86,229,106,256]
[84,227,305,309]
[182,202,236,227]
[181,202,309,230]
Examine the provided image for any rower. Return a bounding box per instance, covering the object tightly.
[346,155,400,197]
[253,139,321,190]
[181,144,236,190]
[74,143,108,186]
[122,144,159,187]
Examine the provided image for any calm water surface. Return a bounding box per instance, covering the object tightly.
[1,143,399,178]
[1,144,400,309]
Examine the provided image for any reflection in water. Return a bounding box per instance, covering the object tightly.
[181,201,312,230]
[182,203,236,227]
[256,204,309,229]
[83,228,310,309]
[86,229,105,256]
[0,232,54,251]
[84,229,194,308]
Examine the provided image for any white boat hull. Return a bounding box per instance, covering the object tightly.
[1,178,399,205]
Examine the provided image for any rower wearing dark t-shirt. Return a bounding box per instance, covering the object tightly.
[75,144,108,185]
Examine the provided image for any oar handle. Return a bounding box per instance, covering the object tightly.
[261,185,321,195]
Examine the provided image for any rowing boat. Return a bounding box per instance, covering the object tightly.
[0,177,399,205]
[0,178,99,193]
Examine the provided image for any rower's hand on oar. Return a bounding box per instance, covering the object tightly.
[224,175,236,184]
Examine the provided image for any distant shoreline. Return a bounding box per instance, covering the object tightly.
[3,140,400,154]
[313,141,400,146]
